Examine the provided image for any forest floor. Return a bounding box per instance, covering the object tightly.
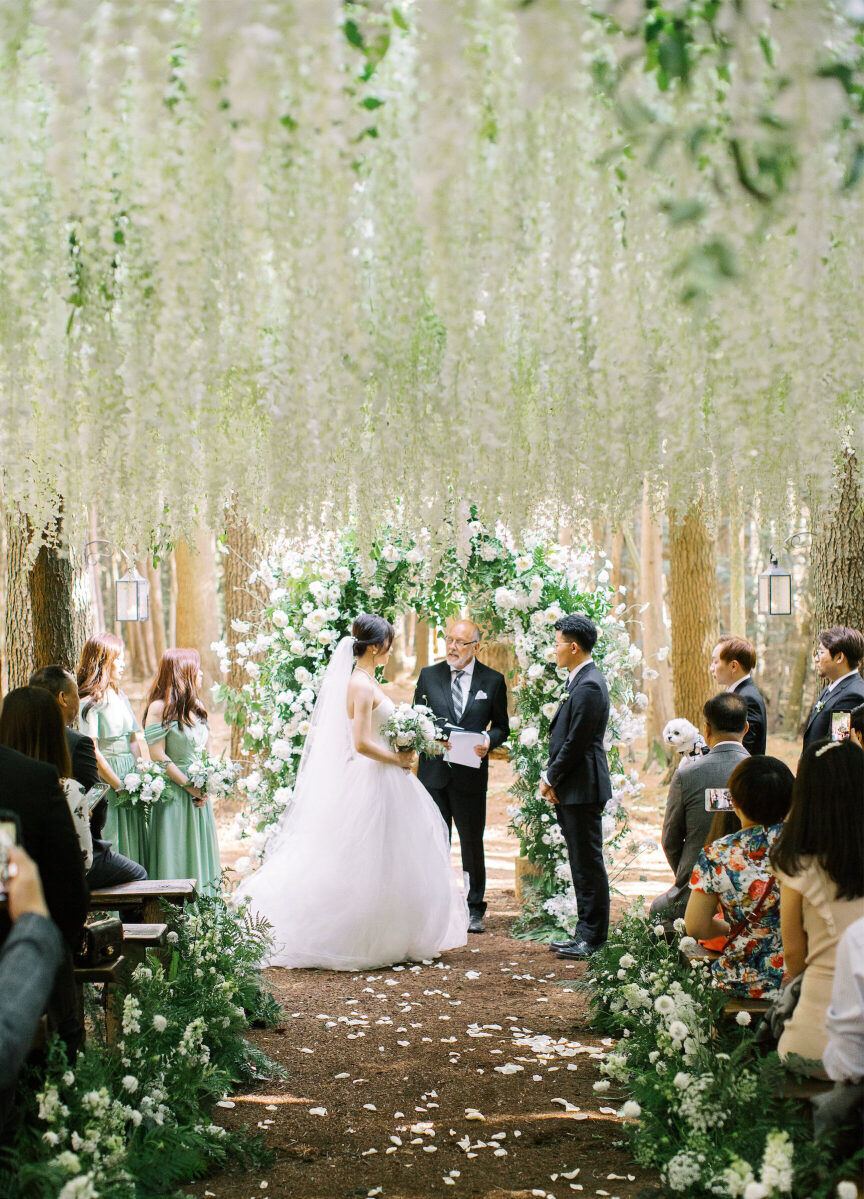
[121,674,803,1199]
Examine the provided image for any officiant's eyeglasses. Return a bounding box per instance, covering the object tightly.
[445,637,479,649]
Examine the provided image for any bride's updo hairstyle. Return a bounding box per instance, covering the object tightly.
[352,613,394,658]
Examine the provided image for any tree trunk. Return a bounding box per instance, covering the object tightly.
[782,609,814,736]
[175,526,221,692]
[639,482,674,764]
[168,551,178,646]
[668,500,721,727]
[812,449,864,639]
[5,512,34,688]
[146,559,167,660]
[728,487,747,637]
[137,561,159,676]
[222,507,264,755]
[29,510,89,674]
[414,617,430,671]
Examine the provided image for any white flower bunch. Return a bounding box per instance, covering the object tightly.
[185,749,240,799]
[380,703,441,757]
[118,763,167,810]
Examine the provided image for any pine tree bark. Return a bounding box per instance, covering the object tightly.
[812,449,864,638]
[175,526,221,691]
[639,483,674,761]
[5,512,34,688]
[414,617,430,671]
[146,559,167,660]
[668,500,721,727]
[29,510,90,674]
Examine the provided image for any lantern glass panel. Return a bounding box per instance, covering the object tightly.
[758,573,771,615]
[770,573,792,616]
[115,571,149,622]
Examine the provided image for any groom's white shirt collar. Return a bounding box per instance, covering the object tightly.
[727,674,751,692]
[828,669,859,692]
[568,658,592,685]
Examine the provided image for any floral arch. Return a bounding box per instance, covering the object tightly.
[216,517,649,934]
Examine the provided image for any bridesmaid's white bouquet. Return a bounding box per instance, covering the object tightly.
[380,703,441,757]
[186,749,240,799]
[117,763,167,810]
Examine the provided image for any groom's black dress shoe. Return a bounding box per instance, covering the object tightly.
[549,937,581,952]
[468,913,485,934]
[555,940,602,960]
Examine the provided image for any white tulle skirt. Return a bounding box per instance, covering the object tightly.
[236,755,468,970]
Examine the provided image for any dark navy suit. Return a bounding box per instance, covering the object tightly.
[803,672,864,750]
[545,661,612,948]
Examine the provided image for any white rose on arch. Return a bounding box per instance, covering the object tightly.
[519,727,539,748]
[270,739,293,762]
[271,609,289,629]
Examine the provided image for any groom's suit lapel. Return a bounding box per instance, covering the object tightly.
[806,675,851,729]
[550,670,579,730]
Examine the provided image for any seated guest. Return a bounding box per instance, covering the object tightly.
[29,665,147,889]
[0,846,64,1138]
[802,626,864,750]
[824,916,864,1083]
[650,693,750,923]
[850,702,864,749]
[770,740,864,1076]
[710,634,767,755]
[686,755,794,997]
[0,688,92,871]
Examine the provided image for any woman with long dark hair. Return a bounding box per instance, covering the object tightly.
[0,687,92,870]
[77,632,146,866]
[143,649,221,894]
[770,739,864,1074]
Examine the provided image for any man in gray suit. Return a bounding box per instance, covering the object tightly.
[650,693,750,923]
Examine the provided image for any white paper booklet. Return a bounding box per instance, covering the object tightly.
[444,730,486,769]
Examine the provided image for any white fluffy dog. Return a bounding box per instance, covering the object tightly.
[662,717,708,758]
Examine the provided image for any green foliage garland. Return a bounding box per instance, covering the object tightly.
[0,895,280,1199]
[217,517,651,935]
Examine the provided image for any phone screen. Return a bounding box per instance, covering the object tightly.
[705,787,733,812]
[0,821,17,850]
[831,712,852,742]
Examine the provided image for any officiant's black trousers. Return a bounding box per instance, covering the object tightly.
[426,784,487,916]
[555,801,609,948]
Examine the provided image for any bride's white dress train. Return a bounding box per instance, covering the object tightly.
[237,694,468,970]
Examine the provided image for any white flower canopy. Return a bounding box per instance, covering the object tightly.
[0,0,861,548]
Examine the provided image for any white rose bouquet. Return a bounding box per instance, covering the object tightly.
[380,703,442,758]
[185,749,240,799]
[117,763,167,813]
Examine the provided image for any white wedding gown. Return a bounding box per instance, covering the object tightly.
[237,693,468,970]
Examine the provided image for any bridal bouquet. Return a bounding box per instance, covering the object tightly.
[185,749,240,799]
[380,703,442,758]
[117,763,167,811]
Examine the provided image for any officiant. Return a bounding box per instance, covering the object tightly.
[414,620,510,934]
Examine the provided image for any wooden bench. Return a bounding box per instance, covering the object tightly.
[89,878,197,924]
[74,955,128,1043]
[721,997,771,1022]
[680,942,720,968]
[121,922,169,966]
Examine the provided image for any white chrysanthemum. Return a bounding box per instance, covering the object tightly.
[653,995,675,1016]
[736,1010,751,1026]
[152,1014,167,1032]
[619,1100,641,1118]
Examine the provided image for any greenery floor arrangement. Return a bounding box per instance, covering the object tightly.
[0,894,281,1199]
[578,909,863,1199]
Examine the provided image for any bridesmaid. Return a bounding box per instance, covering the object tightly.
[143,649,221,895]
[77,632,147,868]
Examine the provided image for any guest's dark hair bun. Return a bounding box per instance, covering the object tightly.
[352,613,395,658]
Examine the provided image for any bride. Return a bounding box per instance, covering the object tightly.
[236,614,468,970]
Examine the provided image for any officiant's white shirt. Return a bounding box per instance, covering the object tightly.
[450,656,475,711]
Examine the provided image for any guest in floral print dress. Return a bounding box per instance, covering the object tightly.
[686,756,794,998]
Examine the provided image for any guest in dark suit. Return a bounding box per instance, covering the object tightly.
[803,626,864,751]
[710,635,767,756]
[29,665,147,889]
[415,620,509,934]
[650,693,750,923]
[540,614,612,960]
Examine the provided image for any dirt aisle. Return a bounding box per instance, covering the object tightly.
[186,890,654,1199]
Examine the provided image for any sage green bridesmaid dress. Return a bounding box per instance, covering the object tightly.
[80,689,148,868]
[144,719,222,896]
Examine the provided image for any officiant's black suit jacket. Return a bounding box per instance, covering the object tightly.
[546,661,612,806]
[735,679,767,756]
[414,660,509,795]
[802,672,864,750]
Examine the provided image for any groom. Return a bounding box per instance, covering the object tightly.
[415,620,510,934]
[540,613,612,959]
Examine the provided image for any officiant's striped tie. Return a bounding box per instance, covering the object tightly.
[451,670,465,722]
